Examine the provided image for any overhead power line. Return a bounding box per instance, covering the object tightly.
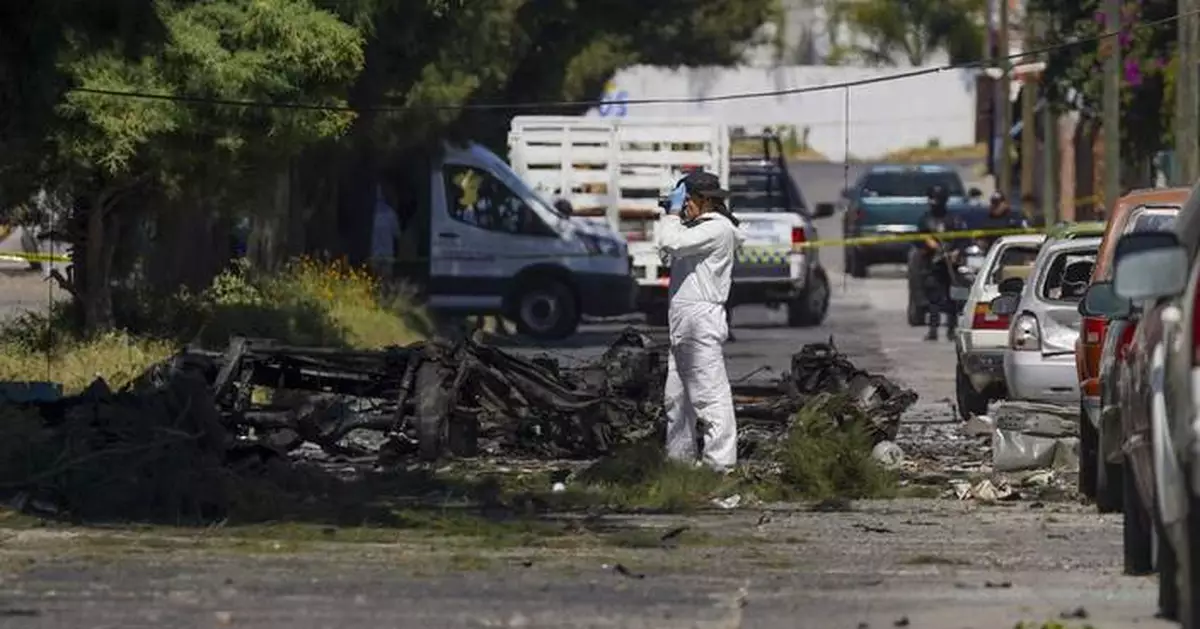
[66,8,1200,113]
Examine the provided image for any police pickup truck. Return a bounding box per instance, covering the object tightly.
[726,136,834,327]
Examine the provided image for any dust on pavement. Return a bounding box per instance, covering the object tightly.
[0,162,1169,629]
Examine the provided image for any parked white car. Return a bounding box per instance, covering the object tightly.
[990,236,1100,406]
[953,234,1045,419]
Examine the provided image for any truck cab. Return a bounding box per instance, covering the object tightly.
[726,132,834,327]
[424,142,635,340]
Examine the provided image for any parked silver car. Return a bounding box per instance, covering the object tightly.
[990,237,1100,406]
[953,234,1045,419]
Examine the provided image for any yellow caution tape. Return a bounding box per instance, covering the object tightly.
[0,224,1094,268]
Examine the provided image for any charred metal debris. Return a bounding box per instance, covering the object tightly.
[1,329,917,486]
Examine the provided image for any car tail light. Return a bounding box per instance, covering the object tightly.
[970,302,1009,330]
[1010,312,1041,351]
[792,227,806,248]
[1116,323,1137,361]
[1082,316,1106,345]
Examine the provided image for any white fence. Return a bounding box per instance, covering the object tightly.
[587,65,980,162]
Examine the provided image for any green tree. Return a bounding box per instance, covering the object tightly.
[1030,0,1175,181]
[838,0,986,66]
[1,0,364,333]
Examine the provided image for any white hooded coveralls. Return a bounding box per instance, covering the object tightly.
[655,212,745,470]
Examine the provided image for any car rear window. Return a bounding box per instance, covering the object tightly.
[729,169,799,213]
[859,172,965,198]
[1124,208,1178,233]
[1039,250,1097,302]
[988,244,1040,285]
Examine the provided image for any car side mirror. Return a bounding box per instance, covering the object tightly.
[990,294,1019,316]
[1078,281,1131,318]
[1113,231,1188,300]
[998,277,1024,295]
[813,202,835,218]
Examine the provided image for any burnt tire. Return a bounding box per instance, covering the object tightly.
[513,278,579,340]
[414,360,453,462]
[1079,409,1098,500]
[954,363,988,421]
[787,269,830,327]
[1124,457,1154,575]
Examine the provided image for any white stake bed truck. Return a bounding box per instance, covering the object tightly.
[507,116,832,326]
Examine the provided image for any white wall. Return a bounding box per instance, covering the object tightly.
[590,66,978,161]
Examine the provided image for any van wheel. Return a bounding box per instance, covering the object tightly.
[787,269,830,327]
[513,279,579,340]
[1124,457,1154,575]
[645,306,668,328]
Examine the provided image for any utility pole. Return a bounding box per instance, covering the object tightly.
[1020,8,1038,220]
[999,0,1012,199]
[1038,12,1058,224]
[1178,0,1199,185]
[1102,0,1121,214]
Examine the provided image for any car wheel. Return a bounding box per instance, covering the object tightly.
[907,297,927,327]
[1124,457,1154,575]
[1159,522,1180,621]
[787,268,830,327]
[846,248,867,278]
[513,278,579,340]
[1079,409,1098,500]
[1096,433,1124,514]
[954,363,988,421]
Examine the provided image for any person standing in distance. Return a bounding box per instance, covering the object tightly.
[655,171,746,471]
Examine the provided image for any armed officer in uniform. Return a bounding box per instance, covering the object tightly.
[917,185,969,341]
[976,191,1029,250]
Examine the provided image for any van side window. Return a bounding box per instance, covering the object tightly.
[444,165,546,236]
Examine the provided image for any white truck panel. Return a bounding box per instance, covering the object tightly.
[508,116,728,290]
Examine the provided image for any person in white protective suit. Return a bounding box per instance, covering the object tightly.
[655,170,746,471]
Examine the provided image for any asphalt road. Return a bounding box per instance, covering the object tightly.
[0,159,1173,629]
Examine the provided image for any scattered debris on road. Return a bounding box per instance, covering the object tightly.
[0,330,918,520]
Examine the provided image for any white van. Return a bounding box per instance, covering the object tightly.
[423,142,635,340]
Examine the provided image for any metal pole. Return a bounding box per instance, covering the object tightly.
[1178,0,1200,185]
[999,0,1012,199]
[1102,0,1121,214]
[1020,11,1037,219]
[1043,104,1058,223]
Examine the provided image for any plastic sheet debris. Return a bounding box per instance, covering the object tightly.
[987,400,1079,473]
[871,441,905,469]
[952,478,1019,502]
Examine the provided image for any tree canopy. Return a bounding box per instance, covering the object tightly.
[0,0,774,334]
[1031,0,1177,169]
[835,0,986,67]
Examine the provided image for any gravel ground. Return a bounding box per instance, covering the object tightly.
[0,161,1168,629]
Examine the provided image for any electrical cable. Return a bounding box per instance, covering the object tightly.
[63,8,1200,113]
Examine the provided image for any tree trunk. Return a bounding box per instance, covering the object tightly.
[82,200,113,333]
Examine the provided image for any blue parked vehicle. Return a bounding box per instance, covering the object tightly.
[839,164,999,325]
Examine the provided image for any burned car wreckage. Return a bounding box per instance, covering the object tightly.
[0,330,917,506]
[160,329,918,461]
